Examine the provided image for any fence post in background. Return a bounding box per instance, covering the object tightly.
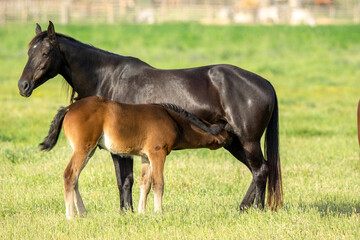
[354,2,360,24]
[61,2,70,25]
[107,3,115,24]
[21,4,28,22]
[0,2,5,24]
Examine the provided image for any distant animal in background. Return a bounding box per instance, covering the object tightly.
[40,96,230,219]
[358,100,360,148]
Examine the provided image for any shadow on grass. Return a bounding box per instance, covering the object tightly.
[300,200,360,217]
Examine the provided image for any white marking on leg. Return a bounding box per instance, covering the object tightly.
[74,184,87,217]
[154,192,163,213]
[65,190,75,220]
[138,189,147,214]
[138,157,151,214]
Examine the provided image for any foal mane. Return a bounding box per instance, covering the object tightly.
[155,103,222,135]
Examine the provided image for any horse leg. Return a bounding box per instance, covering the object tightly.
[225,137,257,210]
[242,141,269,209]
[74,182,87,217]
[64,148,94,220]
[73,148,96,217]
[111,154,134,211]
[148,152,166,213]
[138,157,152,213]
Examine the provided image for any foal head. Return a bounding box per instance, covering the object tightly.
[18,21,63,97]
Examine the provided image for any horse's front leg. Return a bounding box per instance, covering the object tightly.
[111,154,134,211]
[138,157,152,213]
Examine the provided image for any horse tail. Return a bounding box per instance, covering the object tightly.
[357,100,360,149]
[265,93,283,210]
[39,107,68,151]
[155,103,222,135]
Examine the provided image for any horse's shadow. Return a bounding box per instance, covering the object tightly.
[299,200,360,217]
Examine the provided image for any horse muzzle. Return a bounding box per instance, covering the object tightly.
[18,79,33,97]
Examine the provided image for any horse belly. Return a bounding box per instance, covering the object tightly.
[97,132,145,157]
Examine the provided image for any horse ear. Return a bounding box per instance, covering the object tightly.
[35,23,42,35]
[47,21,56,40]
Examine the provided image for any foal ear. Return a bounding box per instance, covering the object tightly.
[35,23,42,35]
[47,21,56,40]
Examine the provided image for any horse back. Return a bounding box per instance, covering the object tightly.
[106,64,275,138]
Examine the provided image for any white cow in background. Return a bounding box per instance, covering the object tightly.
[290,8,316,26]
[258,6,280,24]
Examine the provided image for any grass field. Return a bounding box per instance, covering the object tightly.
[0,23,359,239]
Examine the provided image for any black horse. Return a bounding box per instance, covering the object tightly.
[18,22,282,211]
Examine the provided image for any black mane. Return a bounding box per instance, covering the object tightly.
[29,31,119,57]
[29,31,125,103]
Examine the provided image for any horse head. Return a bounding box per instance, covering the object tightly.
[18,21,63,97]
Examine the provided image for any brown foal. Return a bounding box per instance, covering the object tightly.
[40,96,230,219]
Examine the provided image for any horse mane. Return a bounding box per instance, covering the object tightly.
[155,103,222,135]
[29,31,90,49]
[29,30,148,104]
[29,31,114,104]
[29,31,118,56]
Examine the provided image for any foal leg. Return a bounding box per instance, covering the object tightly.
[149,152,166,213]
[138,157,152,213]
[111,154,134,211]
[74,182,87,217]
[64,148,94,220]
[73,148,96,217]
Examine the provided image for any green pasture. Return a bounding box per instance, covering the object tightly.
[0,23,359,239]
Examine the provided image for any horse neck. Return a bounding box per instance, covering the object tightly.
[58,36,123,98]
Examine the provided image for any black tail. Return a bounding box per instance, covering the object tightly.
[265,93,283,210]
[39,107,68,151]
[154,103,222,135]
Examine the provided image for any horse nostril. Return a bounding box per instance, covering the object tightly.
[22,81,29,91]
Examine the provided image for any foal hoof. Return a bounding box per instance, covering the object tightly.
[79,212,87,218]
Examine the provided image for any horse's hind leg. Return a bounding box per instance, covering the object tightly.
[138,157,152,213]
[226,138,268,210]
[63,148,95,219]
[74,182,87,217]
[243,141,268,209]
[225,138,256,209]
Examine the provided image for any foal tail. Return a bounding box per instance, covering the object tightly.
[39,107,68,151]
[155,103,222,135]
[265,93,283,210]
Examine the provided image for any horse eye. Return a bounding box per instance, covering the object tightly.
[42,52,49,57]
